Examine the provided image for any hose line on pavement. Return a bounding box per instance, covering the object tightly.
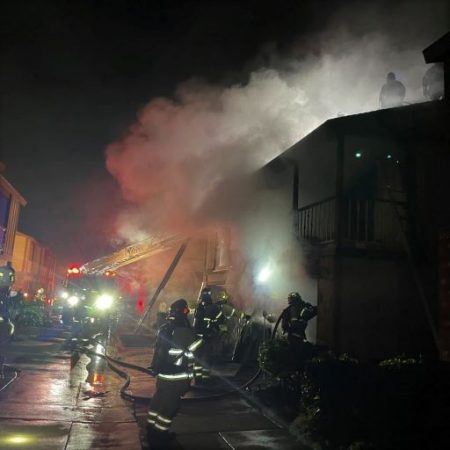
[74,314,286,404]
[0,365,20,393]
[76,339,261,402]
[1,319,20,393]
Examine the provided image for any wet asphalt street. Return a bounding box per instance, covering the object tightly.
[0,326,141,450]
[0,326,301,450]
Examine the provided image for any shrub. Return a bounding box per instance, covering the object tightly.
[259,338,320,380]
[15,303,45,327]
[258,338,434,450]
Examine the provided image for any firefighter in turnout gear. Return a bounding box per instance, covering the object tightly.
[281,292,317,345]
[0,261,15,320]
[147,299,202,440]
[379,72,406,108]
[0,261,15,379]
[193,287,224,383]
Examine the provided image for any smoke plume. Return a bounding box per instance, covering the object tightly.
[105,0,447,314]
[106,22,446,234]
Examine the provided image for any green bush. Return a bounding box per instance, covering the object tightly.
[301,354,432,449]
[259,337,296,379]
[306,354,369,447]
[259,338,320,380]
[15,303,45,327]
[258,338,435,449]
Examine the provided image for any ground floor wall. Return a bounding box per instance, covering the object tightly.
[317,252,436,361]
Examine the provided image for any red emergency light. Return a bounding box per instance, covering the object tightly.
[67,265,81,277]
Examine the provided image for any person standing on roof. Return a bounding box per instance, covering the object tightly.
[379,72,406,108]
[423,63,444,101]
[147,299,202,443]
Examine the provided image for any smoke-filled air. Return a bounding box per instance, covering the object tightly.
[105,1,447,318]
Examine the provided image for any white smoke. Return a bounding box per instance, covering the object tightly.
[106,70,314,235]
[105,1,447,317]
[107,29,440,236]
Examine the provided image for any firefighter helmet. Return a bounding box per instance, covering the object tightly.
[287,292,302,305]
[199,287,213,305]
[201,287,211,296]
[169,299,190,317]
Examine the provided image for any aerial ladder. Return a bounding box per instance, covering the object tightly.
[80,233,187,275]
[79,229,233,333]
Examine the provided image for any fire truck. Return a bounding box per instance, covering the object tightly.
[59,231,238,339]
[60,265,120,328]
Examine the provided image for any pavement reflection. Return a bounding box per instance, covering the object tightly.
[0,325,140,449]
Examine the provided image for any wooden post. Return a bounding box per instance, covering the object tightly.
[333,133,345,353]
[134,240,189,334]
[292,163,299,236]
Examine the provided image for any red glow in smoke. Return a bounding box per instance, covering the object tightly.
[136,287,145,315]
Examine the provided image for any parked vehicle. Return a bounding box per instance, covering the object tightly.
[58,266,120,332]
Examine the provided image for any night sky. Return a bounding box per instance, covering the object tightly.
[0,0,446,264]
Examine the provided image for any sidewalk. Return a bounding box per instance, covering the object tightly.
[0,327,303,449]
[111,334,302,450]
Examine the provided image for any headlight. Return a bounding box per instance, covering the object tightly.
[61,291,69,299]
[67,295,79,307]
[95,294,113,310]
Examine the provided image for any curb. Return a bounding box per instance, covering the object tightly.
[239,386,291,430]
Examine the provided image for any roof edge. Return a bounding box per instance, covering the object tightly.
[0,175,27,206]
[423,32,450,63]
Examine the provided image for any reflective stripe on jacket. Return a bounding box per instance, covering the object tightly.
[152,321,202,379]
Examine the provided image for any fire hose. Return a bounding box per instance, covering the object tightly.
[75,335,258,402]
[74,310,287,403]
[0,366,20,393]
[0,317,20,393]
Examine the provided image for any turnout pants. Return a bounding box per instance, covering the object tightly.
[194,338,213,382]
[0,287,10,320]
[147,376,191,432]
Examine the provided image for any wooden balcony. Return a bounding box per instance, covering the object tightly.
[297,196,404,250]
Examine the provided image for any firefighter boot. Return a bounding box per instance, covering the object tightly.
[147,428,177,449]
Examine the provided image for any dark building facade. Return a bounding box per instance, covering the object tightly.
[0,165,27,265]
[258,34,449,361]
[12,231,56,299]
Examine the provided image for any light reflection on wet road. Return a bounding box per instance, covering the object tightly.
[1,326,300,450]
[0,326,141,449]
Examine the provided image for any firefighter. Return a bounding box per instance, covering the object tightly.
[147,299,202,441]
[379,72,406,108]
[0,261,15,319]
[192,287,224,383]
[0,262,15,379]
[422,63,444,101]
[193,287,213,337]
[281,292,317,345]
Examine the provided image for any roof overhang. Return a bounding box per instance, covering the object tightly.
[266,101,447,165]
[423,32,450,63]
[0,174,27,206]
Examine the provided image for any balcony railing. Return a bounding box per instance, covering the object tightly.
[297,197,403,249]
[298,197,336,243]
